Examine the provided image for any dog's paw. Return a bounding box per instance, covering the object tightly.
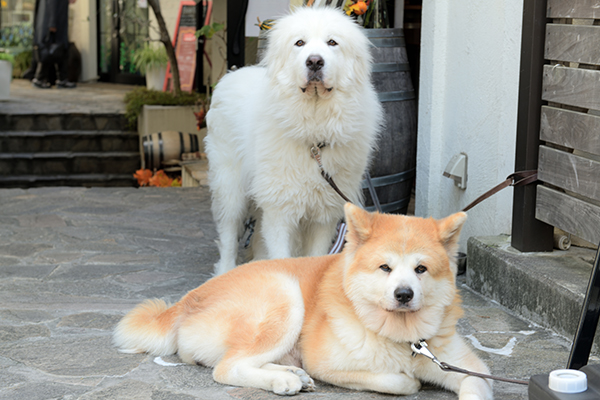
[271,374,304,396]
[291,368,315,392]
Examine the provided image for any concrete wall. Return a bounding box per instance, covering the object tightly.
[416,0,524,251]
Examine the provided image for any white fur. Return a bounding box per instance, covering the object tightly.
[205,7,382,275]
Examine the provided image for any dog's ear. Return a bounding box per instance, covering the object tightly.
[344,203,374,246]
[436,212,467,254]
[437,212,467,254]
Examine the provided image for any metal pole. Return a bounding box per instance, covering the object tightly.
[510,0,554,252]
[226,0,248,70]
[567,242,600,370]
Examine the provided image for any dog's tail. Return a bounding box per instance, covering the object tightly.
[113,299,182,356]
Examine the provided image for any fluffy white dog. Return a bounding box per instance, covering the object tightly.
[205,7,382,275]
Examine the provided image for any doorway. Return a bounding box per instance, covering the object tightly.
[97,0,148,84]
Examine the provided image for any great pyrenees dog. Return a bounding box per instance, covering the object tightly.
[205,7,382,275]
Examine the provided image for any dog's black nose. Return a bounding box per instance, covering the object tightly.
[306,55,324,71]
[394,287,414,304]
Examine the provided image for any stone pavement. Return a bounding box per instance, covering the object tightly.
[2,79,130,115]
[0,186,582,400]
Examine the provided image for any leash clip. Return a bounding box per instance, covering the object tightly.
[310,144,324,170]
[411,340,446,369]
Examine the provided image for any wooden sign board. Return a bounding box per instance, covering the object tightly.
[163,0,197,92]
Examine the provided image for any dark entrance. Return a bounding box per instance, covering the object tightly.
[97,0,148,84]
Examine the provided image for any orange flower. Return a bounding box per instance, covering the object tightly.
[349,1,368,15]
[133,169,153,186]
[149,170,174,187]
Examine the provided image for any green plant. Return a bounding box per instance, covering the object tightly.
[196,22,225,40]
[12,51,31,78]
[132,43,169,75]
[124,87,205,129]
[0,52,15,64]
[0,24,33,49]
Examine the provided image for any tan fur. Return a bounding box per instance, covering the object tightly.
[114,204,493,398]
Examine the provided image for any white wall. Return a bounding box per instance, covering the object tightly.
[149,0,180,42]
[69,0,98,81]
[416,0,523,251]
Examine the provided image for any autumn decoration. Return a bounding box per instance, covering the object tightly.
[134,169,182,187]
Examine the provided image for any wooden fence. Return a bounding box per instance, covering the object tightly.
[533,0,600,246]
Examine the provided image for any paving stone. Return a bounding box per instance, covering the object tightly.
[0,381,90,400]
[86,254,159,265]
[33,252,85,264]
[57,313,122,330]
[0,243,53,257]
[0,187,581,399]
[0,257,19,267]
[15,214,67,228]
[0,325,50,342]
[0,265,56,279]
[0,310,55,324]
[0,336,145,376]
[0,369,28,391]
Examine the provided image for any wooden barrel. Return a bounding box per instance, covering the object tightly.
[141,131,201,170]
[363,28,417,214]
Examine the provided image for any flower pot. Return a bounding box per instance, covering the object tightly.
[145,65,167,91]
[0,60,13,100]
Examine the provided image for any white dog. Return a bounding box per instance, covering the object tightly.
[205,7,382,275]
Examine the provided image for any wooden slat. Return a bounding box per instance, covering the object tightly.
[536,185,600,245]
[543,65,600,111]
[545,24,600,65]
[547,0,600,18]
[540,106,600,156]
[538,145,600,202]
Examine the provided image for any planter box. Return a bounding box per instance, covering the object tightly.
[0,60,13,100]
[138,105,207,169]
[145,66,167,91]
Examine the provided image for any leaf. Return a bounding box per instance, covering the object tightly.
[133,169,153,186]
[171,177,182,187]
[195,22,225,39]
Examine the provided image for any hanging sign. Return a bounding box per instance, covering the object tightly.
[163,0,197,92]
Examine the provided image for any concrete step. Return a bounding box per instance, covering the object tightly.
[0,173,136,188]
[0,113,129,131]
[467,235,599,355]
[0,130,138,153]
[0,152,140,176]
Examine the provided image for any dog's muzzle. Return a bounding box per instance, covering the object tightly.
[306,55,324,72]
[394,287,414,305]
[301,55,333,94]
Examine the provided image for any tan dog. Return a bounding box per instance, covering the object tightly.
[113,204,493,399]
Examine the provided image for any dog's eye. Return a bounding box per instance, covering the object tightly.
[327,39,338,46]
[415,265,427,274]
[379,264,392,273]
[294,40,305,47]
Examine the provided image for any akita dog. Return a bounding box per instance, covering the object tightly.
[113,204,493,399]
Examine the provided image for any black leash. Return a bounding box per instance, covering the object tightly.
[411,340,529,385]
[310,143,382,212]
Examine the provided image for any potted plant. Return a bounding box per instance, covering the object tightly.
[133,43,169,91]
[0,53,14,100]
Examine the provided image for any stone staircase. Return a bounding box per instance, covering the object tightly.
[0,112,139,188]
